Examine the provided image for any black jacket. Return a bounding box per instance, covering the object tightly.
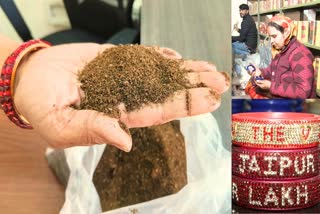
[232,14,258,51]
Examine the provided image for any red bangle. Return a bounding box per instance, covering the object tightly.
[232,146,320,180]
[0,39,51,129]
[232,112,320,149]
[232,175,320,211]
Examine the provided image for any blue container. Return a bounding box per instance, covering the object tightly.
[232,99,246,114]
[247,99,304,112]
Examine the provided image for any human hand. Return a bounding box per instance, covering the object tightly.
[233,23,239,31]
[251,66,263,84]
[14,43,229,151]
[255,79,271,90]
[252,66,262,77]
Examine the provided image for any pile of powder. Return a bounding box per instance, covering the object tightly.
[79,45,190,117]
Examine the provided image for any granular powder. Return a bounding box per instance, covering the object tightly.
[93,121,187,211]
[78,45,202,211]
[79,45,190,118]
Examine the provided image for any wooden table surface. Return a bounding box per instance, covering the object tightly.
[0,112,65,213]
[141,0,232,148]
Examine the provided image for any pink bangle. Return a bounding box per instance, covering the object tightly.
[232,112,320,149]
[0,39,51,129]
[232,146,320,180]
[232,175,320,211]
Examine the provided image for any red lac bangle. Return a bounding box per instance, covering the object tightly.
[232,112,320,149]
[232,145,320,180]
[0,39,51,129]
[232,175,320,211]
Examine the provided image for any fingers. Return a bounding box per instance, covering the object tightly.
[99,44,116,53]
[181,60,217,72]
[253,68,261,76]
[146,46,182,59]
[186,72,230,93]
[182,60,230,93]
[119,88,221,128]
[252,71,258,78]
[40,109,132,152]
[256,80,265,88]
[255,80,262,86]
[256,80,270,90]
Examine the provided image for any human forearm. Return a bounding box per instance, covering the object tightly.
[260,66,272,79]
[0,35,20,67]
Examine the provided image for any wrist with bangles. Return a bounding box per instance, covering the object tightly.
[0,39,51,129]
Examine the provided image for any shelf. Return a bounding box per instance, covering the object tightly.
[258,33,320,50]
[252,9,280,16]
[252,0,320,16]
[258,34,320,50]
[303,43,320,51]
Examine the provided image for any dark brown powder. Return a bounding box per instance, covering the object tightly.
[78,45,198,211]
[79,45,190,118]
[93,121,187,211]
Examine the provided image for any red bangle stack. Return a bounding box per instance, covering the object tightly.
[232,146,320,180]
[0,39,51,129]
[233,175,320,211]
[232,112,320,149]
[232,112,320,211]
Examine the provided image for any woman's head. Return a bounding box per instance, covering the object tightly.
[267,15,296,50]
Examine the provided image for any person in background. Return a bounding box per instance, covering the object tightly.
[232,4,258,56]
[252,15,316,99]
[0,34,230,151]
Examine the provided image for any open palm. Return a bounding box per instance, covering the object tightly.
[14,43,229,151]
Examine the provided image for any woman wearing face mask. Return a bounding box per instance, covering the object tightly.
[251,15,316,99]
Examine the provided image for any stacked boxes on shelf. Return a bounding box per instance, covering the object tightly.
[260,0,281,12]
[314,57,320,96]
[315,20,320,47]
[250,0,317,14]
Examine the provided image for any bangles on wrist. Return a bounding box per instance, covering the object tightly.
[0,39,51,128]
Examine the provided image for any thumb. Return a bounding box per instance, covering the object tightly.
[39,108,132,152]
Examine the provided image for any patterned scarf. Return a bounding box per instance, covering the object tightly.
[268,15,297,58]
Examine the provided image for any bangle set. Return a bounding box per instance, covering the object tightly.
[232,112,320,211]
[232,112,320,149]
[232,175,320,211]
[0,39,51,128]
[232,146,320,180]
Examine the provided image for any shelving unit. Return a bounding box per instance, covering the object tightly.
[250,0,320,51]
[304,42,320,50]
[252,0,320,16]
[249,0,320,49]
[259,34,320,50]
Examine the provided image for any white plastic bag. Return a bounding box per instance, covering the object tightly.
[258,38,272,69]
[58,113,231,214]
